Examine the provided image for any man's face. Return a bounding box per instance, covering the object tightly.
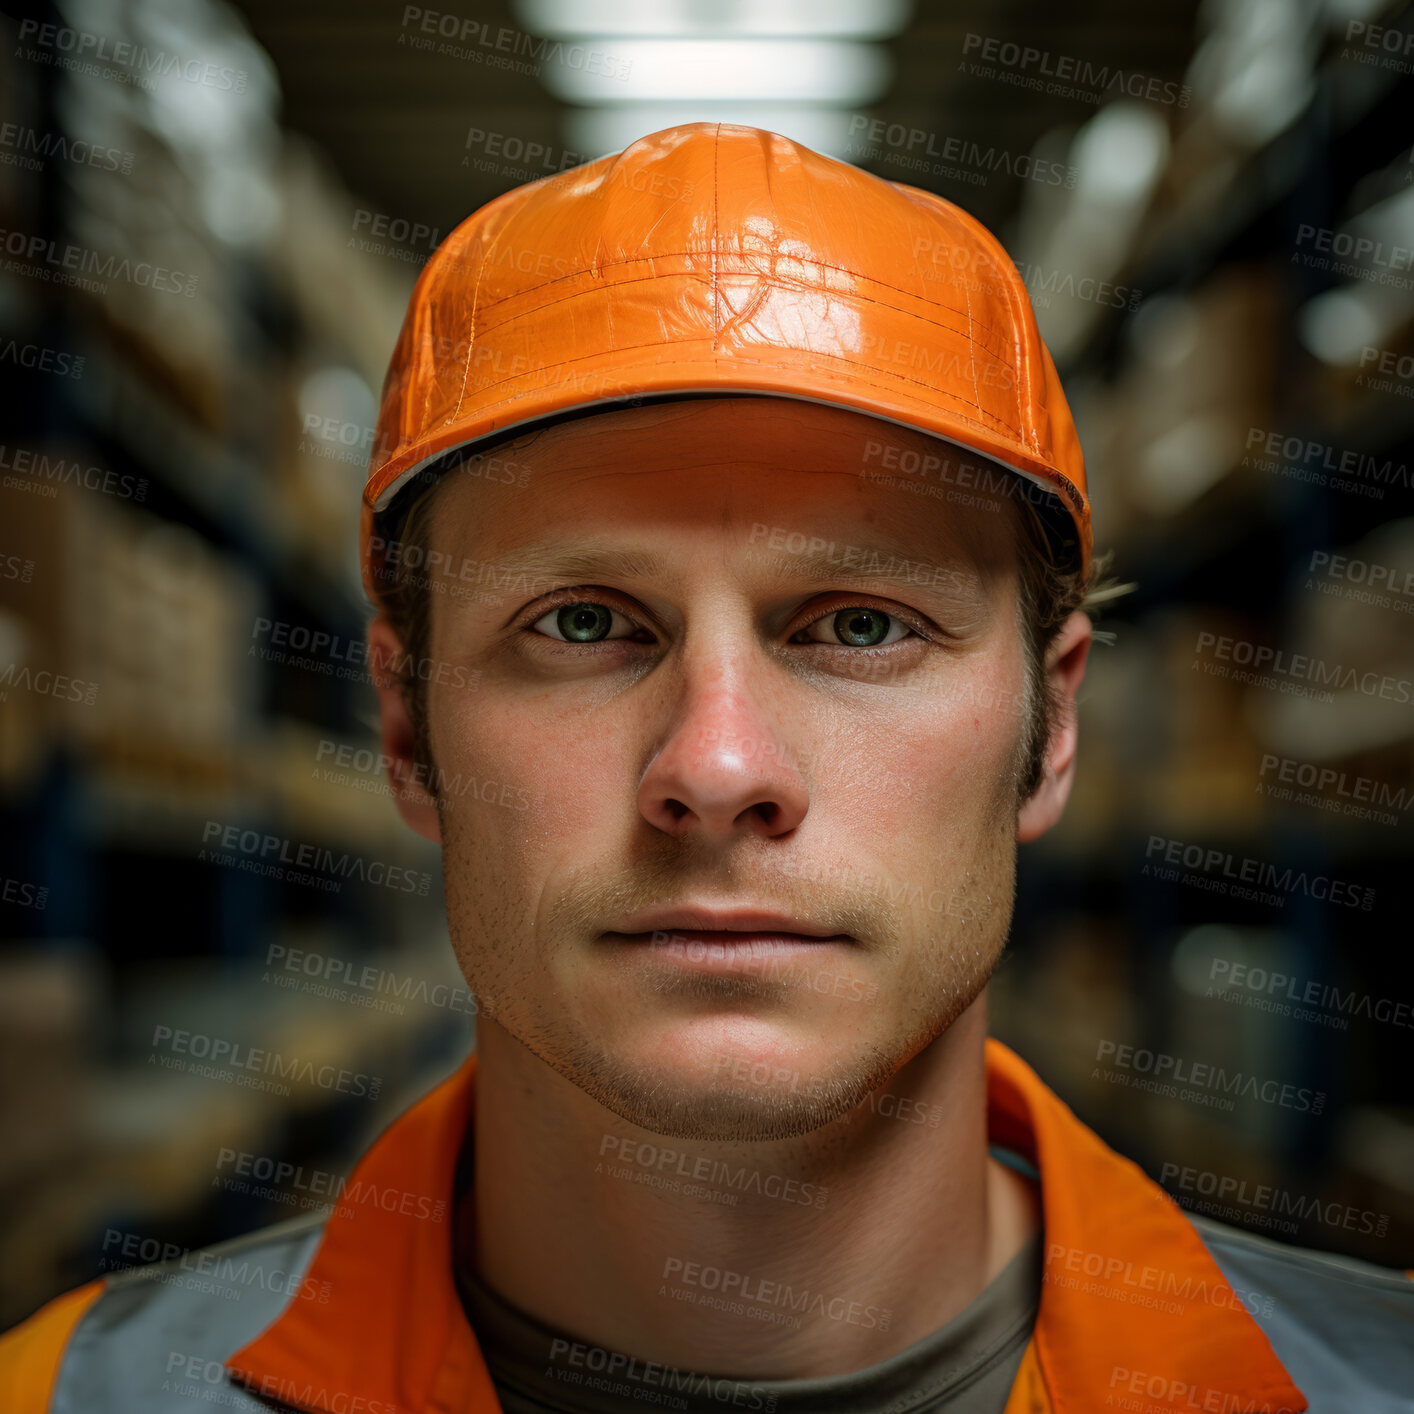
[376,398,1058,1141]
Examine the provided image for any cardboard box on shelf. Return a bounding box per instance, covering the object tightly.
[270,363,366,597]
[0,479,260,780]
[64,176,233,434]
[1139,612,1268,835]
[267,718,427,862]
[1256,519,1414,764]
[0,947,105,1193]
[267,136,412,392]
[1093,266,1280,529]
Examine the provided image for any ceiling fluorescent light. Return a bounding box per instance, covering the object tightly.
[513,0,912,39]
[541,38,891,104]
[563,103,862,160]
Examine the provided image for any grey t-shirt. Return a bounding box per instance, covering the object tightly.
[455,1221,1042,1414]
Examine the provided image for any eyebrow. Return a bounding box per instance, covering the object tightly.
[477,540,988,601]
[750,543,986,597]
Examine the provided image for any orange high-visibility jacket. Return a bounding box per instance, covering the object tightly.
[2,1039,1411,1412]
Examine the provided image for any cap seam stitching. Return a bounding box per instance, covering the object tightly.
[466,267,1020,376]
[451,221,495,427]
[444,251,1018,369]
[711,122,721,354]
[1001,251,1033,452]
[386,337,1035,448]
[943,204,1032,450]
[959,245,984,416]
[490,343,1025,436]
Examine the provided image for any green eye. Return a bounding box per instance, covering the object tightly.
[529,600,913,648]
[532,601,636,643]
[803,608,910,647]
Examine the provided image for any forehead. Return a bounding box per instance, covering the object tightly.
[425,398,1025,578]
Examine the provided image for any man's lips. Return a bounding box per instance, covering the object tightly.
[605,929,851,949]
[601,909,856,965]
[602,930,853,965]
[607,907,849,939]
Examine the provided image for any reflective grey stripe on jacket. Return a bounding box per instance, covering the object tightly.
[1191,1212,1414,1413]
[52,1212,327,1413]
[42,1207,1414,1412]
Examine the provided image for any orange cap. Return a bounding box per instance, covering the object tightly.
[361,122,1091,599]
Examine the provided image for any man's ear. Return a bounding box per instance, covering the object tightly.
[368,614,441,844]
[1016,609,1093,844]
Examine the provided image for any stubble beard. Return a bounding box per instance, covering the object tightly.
[436,779,1019,1144]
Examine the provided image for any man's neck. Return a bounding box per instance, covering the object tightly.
[458,1000,1041,1380]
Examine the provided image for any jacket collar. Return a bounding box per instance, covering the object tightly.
[227,1038,1307,1414]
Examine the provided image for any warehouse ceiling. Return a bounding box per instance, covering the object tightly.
[231,0,1203,248]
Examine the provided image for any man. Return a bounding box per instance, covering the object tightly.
[3,123,1411,1413]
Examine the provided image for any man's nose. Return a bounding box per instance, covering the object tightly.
[636,667,810,842]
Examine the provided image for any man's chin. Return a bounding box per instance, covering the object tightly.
[566,1025,896,1142]
[583,1073,863,1143]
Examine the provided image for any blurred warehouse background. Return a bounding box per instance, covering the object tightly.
[2,0,1413,1328]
